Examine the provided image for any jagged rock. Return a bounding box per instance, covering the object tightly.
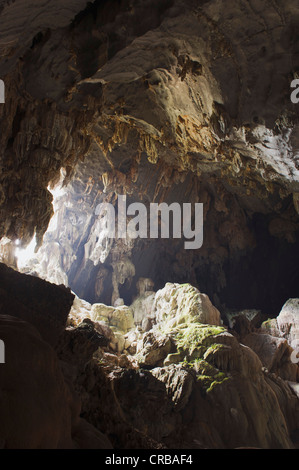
[78,336,298,449]
[260,318,281,338]
[164,352,184,366]
[91,303,135,333]
[68,295,92,326]
[152,283,222,330]
[93,321,115,344]
[0,262,74,346]
[56,319,109,368]
[225,309,262,330]
[184,329,263,378]
[136,331,172,367]
[243,332,298,382]
[124,328,142,354]
[276,299,299,348]
[151,365,194,412]
[130,291,155,327]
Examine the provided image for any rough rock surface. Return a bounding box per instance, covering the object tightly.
[0,266,298,449]
[276,299,299,348]
[62,282,299,449]
[0,262,74,346]
[0,267,112,449]
[243,332,298,382]
[76,307,299,449]
[152,282,222,328]
[0,314,112,449]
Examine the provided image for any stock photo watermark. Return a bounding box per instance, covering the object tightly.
[0,339,5,363]
[95,195,203,250]
[0,79,4,103]
[290,78,299,104]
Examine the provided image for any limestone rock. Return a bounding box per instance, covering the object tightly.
[0,314,112,449]
[225,309,262,330]
[56,319,109,368]
[136,331,172,367]
[0,0,298,451]
[136,278,155,295]
[68,295,92,326]
[260,318,281,338]
[0,262,74,346]
[130,291,155,327]
[197,330,263,378]
[110,331,126,354]
[243,332,298,382]
[152,283,222,330]
[152,365,194,412]
[124,328,142,354]
[276,299,299,348]
[163,352,184,366]
[91,303,135,333]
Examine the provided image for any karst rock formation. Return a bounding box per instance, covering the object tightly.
[0,0,298,450]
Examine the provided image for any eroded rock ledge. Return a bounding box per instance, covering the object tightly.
[66,281,299,449]
[1,265,297,449]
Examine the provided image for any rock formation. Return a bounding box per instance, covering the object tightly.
[0,263,112,449]
[67,280,299,449]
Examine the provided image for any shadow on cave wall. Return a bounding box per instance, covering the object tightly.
[218,213,299,317]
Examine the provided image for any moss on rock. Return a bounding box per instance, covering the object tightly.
[183,358,230,393]
[175,323,226,357]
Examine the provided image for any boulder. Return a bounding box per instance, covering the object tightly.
[68,295,92,326]
[243,332,298,382]
[276,299,299,348]
[91,303,135,333]
[136,331,172,367]
[225,309,262,331]
[0,262,74,347]
[152,364,194,412]
[152,283,222,330]
[130,291,155,327]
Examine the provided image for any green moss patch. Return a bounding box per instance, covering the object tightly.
[184,358,230,393]
[175,323,225,356]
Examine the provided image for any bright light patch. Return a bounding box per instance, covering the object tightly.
[15,235,37,269]
[47,181,67,233]
[47,168,67,201]
[48,184,67,200]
